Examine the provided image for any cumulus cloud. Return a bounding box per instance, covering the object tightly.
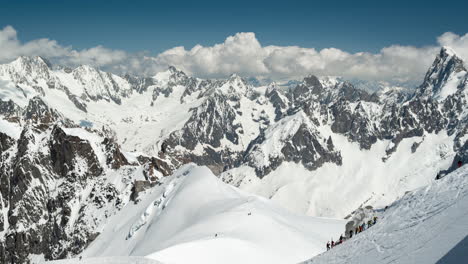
[0,25,128,68]
[145,32,466,84]
[437,32,468,62]
[1,25,468,84]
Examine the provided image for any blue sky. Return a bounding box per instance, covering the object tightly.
[1,0,467,54]
[0,0,467,83]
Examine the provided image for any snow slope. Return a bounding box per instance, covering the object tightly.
[81,164,345,264]
[224,129,455,218]
[303,165,468,264]
[38,257,161,264]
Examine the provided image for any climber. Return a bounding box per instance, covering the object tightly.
[331,240,335,248]
[367,220,372,227]
[339,234,343,243]
[349,229,353,238]
[373,216,378,225]
[355,226,359,234]
[326,241,330,251]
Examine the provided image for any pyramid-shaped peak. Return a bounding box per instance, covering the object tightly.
[416,47,467,100]
[168,65,179,73]
[11,55,51,69]
[228,73,242,80]
[440,46,457,57]
[167,65,187,75]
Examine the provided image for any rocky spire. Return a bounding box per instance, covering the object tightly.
[416,46,467,100]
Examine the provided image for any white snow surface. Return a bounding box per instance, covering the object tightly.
[81,164,345,264]
[39,256,161,264]
[223,127,456,218]
[0,118,22,139]
[303,164,468,264]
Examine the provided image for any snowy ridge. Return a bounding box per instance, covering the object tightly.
[81,164,345,264]
[39,256,162,264]
[303,165,468,264]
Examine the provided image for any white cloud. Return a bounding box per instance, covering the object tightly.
[1,25,468,84]
[0,25,128,68]
[437,32,468,62]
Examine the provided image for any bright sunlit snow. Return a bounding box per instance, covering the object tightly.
[303,164,468,264]
[80,164,345,264]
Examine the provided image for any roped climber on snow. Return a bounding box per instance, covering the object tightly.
[326,216,379,251]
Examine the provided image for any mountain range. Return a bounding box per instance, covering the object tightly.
[0,46,467,263]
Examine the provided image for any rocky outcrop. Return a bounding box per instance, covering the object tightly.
[0,99,22,122]
[23,97,64,124]
[163,92,244,174]
[416,47,467,99]
[0,120,172,263]
[49,126,102,179]
[102,137,128,169]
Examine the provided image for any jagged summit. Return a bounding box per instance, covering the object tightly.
[441,45,457,57]
[11,55,50,67]
[417,46,467,100]
[2,55,52,81]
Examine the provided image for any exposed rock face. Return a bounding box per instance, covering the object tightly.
[416,47,467,99]
[0,119,174,264]
[49,126,103,178]
[0,132,14,153]
[152,48,468,180]
[330,100,379,150]
[243,112,342,177]
[0,100,22,122]
[124,74,155,94]
[102,137,129,170]
[265,83,288,121]
[23,97,65,124]
[163,83,249,174]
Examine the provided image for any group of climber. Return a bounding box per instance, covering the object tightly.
[326,216,378,251]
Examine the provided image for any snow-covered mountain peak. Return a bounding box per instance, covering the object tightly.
[10,55,51,70]
[319,76,343,89]
[265,81,279,95]
[226,73,248,88]
[71,64,133,104]
[1,55,52,81]
[212,73,252,98]
[417,46,467,100]
[440,45,457,57]
[227,73,241,80]
[151,66,194,93]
